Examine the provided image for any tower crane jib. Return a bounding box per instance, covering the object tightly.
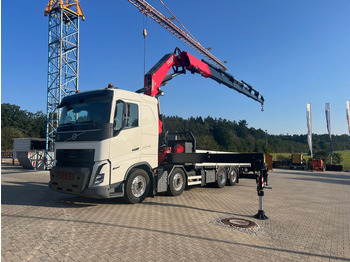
[127,0,228,71]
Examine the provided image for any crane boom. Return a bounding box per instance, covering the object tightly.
[136,48,264,134]
[127,0,227,71]
[139,48,264,105]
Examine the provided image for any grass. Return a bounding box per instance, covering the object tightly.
[270,150,350,172]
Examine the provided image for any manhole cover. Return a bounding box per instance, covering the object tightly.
[210,215,267,235]
[221,217,257,228]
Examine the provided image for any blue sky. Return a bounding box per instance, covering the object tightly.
[2,0,350,135]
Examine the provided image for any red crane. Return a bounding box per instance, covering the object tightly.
[136,47,265,134]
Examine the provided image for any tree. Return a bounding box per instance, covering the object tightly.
[314,150,343,165]
[332,152,343,165]
[1,127,25,152]
[1,103,46,151]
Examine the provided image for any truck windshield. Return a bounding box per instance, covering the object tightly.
[59,97,112,128]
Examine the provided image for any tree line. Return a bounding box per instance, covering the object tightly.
[164,116,350,153]
[1,103,46,152]
[2,103,350,155]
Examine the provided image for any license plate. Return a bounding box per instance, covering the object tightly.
[57,171,74,180]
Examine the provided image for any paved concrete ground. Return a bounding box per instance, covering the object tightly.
[2,163,350,261]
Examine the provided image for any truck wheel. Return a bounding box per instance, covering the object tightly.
[215,167,227,188]
[228,166,238,186]
[168,168,186,196]
[124,169,150,204]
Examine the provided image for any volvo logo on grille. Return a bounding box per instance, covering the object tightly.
[72,133,77,140]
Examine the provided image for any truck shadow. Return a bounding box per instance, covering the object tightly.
[1,179,256,216]
[2,179,257,217]
[143,201,251,218]
[59,194,251,218]
[1,181,96,208]
[1,165,35,174]
[1,180,139,208]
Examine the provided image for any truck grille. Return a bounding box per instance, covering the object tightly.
[56,149,95,167]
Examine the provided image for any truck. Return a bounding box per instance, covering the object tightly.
[290,153,306,170]
[49,48,267,203]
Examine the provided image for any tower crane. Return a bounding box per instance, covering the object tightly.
[44,0,85,168]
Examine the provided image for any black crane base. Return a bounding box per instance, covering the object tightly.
[254,210,269,220]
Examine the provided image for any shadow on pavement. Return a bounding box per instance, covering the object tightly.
[1,180,95,208]
[1,179,251,216]
[289,176,350,185]
[143,201,251,218]
[276,169,350,180]
[3,213,349,262]
[1,165,30,174]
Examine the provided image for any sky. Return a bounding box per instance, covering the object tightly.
[2,0,350,135]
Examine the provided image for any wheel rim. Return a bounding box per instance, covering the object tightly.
[230,169,237,182]
[131,175,146,197]
[218,170,226,184]
[172,173,184,191]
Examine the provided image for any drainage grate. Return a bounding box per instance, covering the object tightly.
[221,217,257,228]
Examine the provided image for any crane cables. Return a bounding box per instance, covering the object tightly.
[127,0,228,71]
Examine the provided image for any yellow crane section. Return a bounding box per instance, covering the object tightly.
[44,0,85,21]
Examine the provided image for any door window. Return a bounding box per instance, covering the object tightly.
[113,101,139,136]
[125,103,139,129]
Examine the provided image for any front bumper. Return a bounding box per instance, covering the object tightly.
[50,166,124,199]
[50,166,91,195]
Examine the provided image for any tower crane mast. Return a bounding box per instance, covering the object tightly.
[44,0,85,168]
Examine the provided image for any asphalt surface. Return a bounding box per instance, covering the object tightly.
[2,162,350,261]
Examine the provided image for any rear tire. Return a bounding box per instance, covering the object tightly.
[124,169,150,204]
[228,166,238,186]
[215,167,227,188]
[168,168,186,196]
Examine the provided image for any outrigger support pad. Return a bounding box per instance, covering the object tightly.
[254,171,269,220]
[254,209,268,220]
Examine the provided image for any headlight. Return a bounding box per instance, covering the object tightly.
[94,173,105,185]
[94,163,108,186]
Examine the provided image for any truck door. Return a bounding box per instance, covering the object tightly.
[109,100,141,184]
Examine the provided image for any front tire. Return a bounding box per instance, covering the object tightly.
[124,169,150,204]
[168,168,186,196]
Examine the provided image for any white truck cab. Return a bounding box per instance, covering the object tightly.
[51,88,159,200]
